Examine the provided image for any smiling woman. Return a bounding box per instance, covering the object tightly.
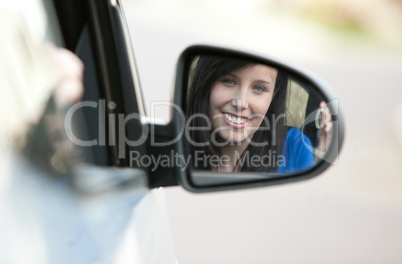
[187,55,332,175]
[210,64,277,144]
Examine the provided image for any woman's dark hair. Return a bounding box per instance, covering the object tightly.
[187,56,288,172]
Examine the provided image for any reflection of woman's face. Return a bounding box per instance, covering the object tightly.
[209,64,278,144]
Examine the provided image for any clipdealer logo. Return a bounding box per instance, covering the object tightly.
[64,99,339,166]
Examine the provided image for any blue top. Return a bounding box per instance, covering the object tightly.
[277,127,315,174]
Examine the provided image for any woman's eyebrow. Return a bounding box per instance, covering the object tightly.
[221,73,236,79]
[256,80,271,85]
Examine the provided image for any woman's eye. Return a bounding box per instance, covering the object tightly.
[222,78,236,85]
[253,86,266,92]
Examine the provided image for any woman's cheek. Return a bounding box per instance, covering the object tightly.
[253,100,271,117]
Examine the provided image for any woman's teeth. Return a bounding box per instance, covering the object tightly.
[224,113,248,124]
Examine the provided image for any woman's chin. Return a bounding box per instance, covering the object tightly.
[219,135,249,146]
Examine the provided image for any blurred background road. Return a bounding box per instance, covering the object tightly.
[124,0,402,263]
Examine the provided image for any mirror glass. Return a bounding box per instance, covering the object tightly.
[185,55,335,186]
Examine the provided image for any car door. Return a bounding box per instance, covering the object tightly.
[0,0,177,263]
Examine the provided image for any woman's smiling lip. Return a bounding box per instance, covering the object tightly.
[222,112,250,129]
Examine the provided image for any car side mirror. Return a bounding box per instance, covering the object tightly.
[170,45,344,192]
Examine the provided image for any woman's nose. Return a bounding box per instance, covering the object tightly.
[232,90,249,110]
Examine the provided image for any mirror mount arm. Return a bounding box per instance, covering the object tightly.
[146,123,179,188]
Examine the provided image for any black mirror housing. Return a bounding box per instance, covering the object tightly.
[170,45,344,192]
